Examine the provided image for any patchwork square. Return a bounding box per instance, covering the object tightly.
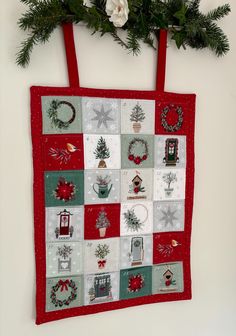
[153,232,185,264]
[45,170,84,206]
[152,262,184,294]
[46,242,83,277]
[121,169,153,202]
[155,135,186,168]
[120,266,152,299]
[120,202,153,236]
[153,200,185,232]
[82,97,120,134]
[43,135,84,170]
[84,238,120,274]
[84,134,121,169]
[46,275,84,311]
[84,272,119,305]
[42,96,82,134]
[121,134,154,169]
[84,169,120,204]
[84,204,120,239]
[46,206,84,242]
[121,99,155,134]
[120,235,153,269]
[153,168,186,201]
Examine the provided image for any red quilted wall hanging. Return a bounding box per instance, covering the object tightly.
[31,24,195,324]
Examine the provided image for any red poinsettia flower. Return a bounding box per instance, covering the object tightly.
[54,177,76,202]
[128,274,144,292]
[134,187,139,194]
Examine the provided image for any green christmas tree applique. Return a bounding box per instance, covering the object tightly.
[94,136,110,168]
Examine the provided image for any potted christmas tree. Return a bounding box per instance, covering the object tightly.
[162,172,177,197]
[130,103,145,133]
[95,244,110,269]
[95,210,111,237]
[94,136,110,168]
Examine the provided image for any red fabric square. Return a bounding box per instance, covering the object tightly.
[153,232,186,264]
[42,134,84,170]
[84,204,120,239]
[155,96,195,135]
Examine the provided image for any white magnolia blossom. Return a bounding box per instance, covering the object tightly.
[106,0,129,28]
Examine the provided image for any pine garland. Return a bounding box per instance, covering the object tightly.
[17,0,231,67]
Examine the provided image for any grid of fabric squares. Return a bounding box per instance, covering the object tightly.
[31,88,195,324]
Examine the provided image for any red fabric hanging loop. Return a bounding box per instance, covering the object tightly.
[62,24,168,91]
[156,29,168,92]
[62,23,80,87]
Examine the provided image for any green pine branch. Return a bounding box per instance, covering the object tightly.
[16,0,231,67]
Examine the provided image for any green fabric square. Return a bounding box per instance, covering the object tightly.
[42,96,82,134]
[121,135,154,169]
[120,266,152,299]
[45,170,84,207]
[46,275,84,311]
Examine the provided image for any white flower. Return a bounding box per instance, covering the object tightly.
[106,0,129,28]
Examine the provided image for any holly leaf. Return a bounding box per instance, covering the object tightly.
[174,4,188,26]
[171,30,186,49]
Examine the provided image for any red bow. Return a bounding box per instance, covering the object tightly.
[58,279,70,292]
[98,260,106,268]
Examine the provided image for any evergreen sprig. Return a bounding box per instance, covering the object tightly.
[17,0,231,67]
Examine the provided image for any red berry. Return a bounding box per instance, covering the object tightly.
[128,155,134,161]
[134,187,139,194]
[134,156,141,165]
[142,155,147,161]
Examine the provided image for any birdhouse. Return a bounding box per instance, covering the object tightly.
[57,209,72,236]
[163,138,179,166]
[132,175,142,189]
[163,269,173,282]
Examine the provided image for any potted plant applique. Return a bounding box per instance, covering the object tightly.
[130,103,145,133]
[95,210,111,238]
[88,287,96,302]
[162,172,177,197]
[93,175,113,198]
[95,244,110,269]
[56,244,73,273]
[94,136,110,168]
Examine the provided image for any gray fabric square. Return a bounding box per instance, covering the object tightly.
[82,97,120,134]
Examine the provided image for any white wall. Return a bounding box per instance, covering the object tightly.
[1,0,236,335]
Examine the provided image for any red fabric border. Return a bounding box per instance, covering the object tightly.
[31,85,196,324]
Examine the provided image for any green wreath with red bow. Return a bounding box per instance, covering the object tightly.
[50,279,77,307]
